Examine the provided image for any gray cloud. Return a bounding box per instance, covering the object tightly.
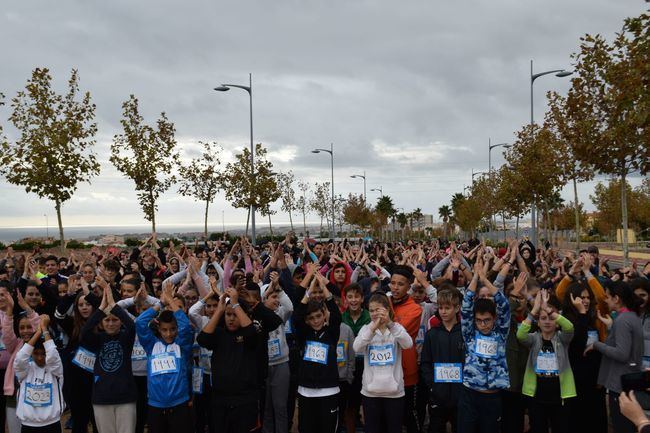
[0,0,646,229]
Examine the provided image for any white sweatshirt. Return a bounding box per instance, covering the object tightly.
[353,322,413,398]
[15,340,65,427]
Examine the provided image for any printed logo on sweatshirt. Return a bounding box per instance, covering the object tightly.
[99,340,124,373]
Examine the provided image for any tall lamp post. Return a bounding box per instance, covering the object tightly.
[312,143,335,237]
[471,169,487,185]
[530,60,572,247]
[488,139,510,235]
[370,186,383,196]
[214,73,257,244]
[350,171,366,205]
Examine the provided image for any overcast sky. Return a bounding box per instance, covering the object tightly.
[0,0,646,230]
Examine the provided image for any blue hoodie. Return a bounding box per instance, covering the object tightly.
[136,308,194,408]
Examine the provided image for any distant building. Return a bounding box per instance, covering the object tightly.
[97,235,125,245]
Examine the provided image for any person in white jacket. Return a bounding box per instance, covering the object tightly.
[261,272,293,433]
[353,292,413,433]
[14,314,64,433]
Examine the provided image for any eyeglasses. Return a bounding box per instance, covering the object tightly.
[475,318,494,326]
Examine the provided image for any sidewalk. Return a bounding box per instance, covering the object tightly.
[598,248,650,261]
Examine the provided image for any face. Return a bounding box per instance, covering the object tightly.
[310,286,325,302]
[438,303,460,323]
[58,283,68,298]
[333,267,346,284]
[264,291,280,310]
[204,298,219,317]
[101,314,122,335]
[170,260,180,273]
[45,259,58,276]
[121,283,137,299]
[474,312,495,335]
[477,286,493,300]
[635,289,648,309]
[224,306,241,331]
[292,273,305,288]
[25,286,42,308]
[82,266,95,283]
[152,278,163,294]
[522,249,531,260]
[313,244,323,257]
[76,296,93,319]
[184,290,199,308]
[130,262,140,272]
[206,267,218,279]
[580,289,592,311]
[411,286,426,304]
[18,317,35,342]
[158,321,178,344]
[369,301,389,322]
[538,309,558,334]
[32,348,46,368]
[357,267,368,279]
[389,274,411,300]
[345,291,363,312]
[305,309,326,331]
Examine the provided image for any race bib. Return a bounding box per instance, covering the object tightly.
[192,367,203,394]
[150,353,179,376]
[268,339,281,359]
[586,330,599,347]
[303,341,328,365]
[416,325,425,345]
[336,342,347,365]
[285,317,293,335]
[368,344,395,366]
[24,383,52,407]
[72,347,96,373]
[131,342,147,361]
[535,351,559,375]
[474,334,498,359]
[434,363,462,383]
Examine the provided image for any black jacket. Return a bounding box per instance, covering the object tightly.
[294,298,341,389]
[197,323,258,406]
[420,321,464,407]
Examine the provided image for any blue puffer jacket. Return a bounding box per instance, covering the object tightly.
[136,308,194,408]
[461,291,510,391]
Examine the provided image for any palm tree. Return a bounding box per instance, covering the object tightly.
[375,195,396,241]
[438,205,452,238]
[411,208,423,238]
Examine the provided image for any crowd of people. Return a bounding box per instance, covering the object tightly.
[0,233,649,433]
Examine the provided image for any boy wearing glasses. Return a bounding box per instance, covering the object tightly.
[458,270,510,433]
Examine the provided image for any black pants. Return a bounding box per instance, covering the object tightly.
[287,344,300,431]
[427,404,457,433]
[298,393,339,433]
[528,397,569,433]
[609,391,637,433]
[457,386,502,433]
[148,403,192,433]
[212,400,258,433]
[403,385,420,433]
[194,374,214,433]
[363,396,405,433]
[567,386,607,433]
[500,390,526,433]
[135,375,148,433]
[21,423,61,433]
[416,380,428,432]
[338,381,349,430]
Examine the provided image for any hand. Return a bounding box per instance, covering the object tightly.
[569,258,583,276]
[16,290,30,312]
[583,344,594,356]
[269,271,280,290]
[512,271,528,296]
[2,293,14,315]
[619,391,649,428]
[39,314,50,331]
[596,310,613,329]
[225,287,238,304]
[570,293,587,314]
[135,283,148,305]
[531,290,542,317]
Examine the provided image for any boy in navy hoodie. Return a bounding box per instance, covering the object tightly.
[136,285,194,433]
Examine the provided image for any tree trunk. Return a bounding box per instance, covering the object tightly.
[288,210,294,231]
[573,177,581,254]
[204,200,210,239]
[516,216,520,238]
[319,217,323,238]
[621,171,630,266]
[544,201,550,246]
[268,213,273,240]
[502,213,506,242]
[149,190,156,234]
[302,208,307,235]
[55,199,65,254]
[245,207,250,237]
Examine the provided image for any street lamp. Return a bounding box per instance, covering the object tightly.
[370,187,383,196]
[530,60,573,247]
[471,169,487,185]
[214,73,257,244]
[312,143,335,237]
[350,171,366,205]
[488,139,510,172]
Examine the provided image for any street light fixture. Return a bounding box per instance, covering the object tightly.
[370,186,383,196]
[214,73,257,244]
[312,143,335,237]
[488,139,511,172]
[529,60,573,247]
[350,171,366,205]
[471,169,487,184]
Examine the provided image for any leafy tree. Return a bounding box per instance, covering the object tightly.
[309,182,331,237]
[410,208,424,237]
[178,141,223,238]
[560,13,650,262]
[375,195,396,241]
[438,205,452,238]
[221,143,280,237]
[111,95,178,233]
[450,192,466,230]
[590,178,650,238]
[296,181,310,235]
[277,171,296,231]
[454,196,485,237]
[343,194,372,232]
[0,68,99,251]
